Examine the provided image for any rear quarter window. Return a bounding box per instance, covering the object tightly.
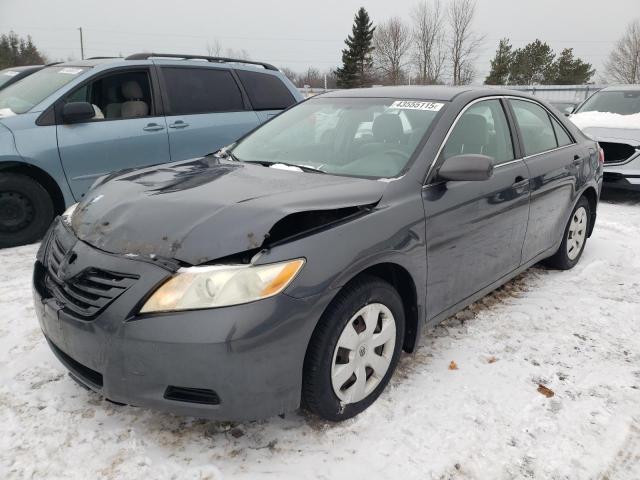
[236,70,296,111]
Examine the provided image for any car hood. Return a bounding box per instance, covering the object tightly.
[71,157,387,265]
[578,126,640,145]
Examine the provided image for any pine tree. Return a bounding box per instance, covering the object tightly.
[485,38,513,85]
[0,32,47,69]
[548,48,594,85]
[508,39,555,85]
[336,7,375,88]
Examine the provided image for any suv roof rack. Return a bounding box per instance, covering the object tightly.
[124,53,278,71]
[86,56,123,60]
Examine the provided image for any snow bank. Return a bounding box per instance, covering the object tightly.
[570,111,640,130]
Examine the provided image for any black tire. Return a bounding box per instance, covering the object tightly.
[545,196,591,270]
[302,275,405,421]
[0,173,55,248]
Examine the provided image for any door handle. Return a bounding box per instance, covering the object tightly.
[169,120,189,129]
[143,123,164,132]
[513,175,529,186]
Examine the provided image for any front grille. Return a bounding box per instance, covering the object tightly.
[600,141,638,164]
[42,229,139,320]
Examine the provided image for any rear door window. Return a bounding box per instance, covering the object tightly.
[161,67,244,115]
[236,70,296,110]
[510,99,558,156]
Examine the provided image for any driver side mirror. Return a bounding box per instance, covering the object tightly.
[62,102,95,124]
[438,154,495,182]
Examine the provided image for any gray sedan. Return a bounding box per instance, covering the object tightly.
[33,86,603,421]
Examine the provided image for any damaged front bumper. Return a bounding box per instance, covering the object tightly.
[32,219,325,420]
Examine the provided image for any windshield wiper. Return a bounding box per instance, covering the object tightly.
[210,146,241,162]
[252,161,326,174]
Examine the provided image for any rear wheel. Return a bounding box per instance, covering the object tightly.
[302,275,405,421]
[0,173,55,248]
[545,196,590,270]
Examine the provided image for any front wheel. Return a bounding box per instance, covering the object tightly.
[545,196,590,270]
[0,173,55,248]
[302,275,405,421]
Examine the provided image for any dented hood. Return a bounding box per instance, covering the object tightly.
[71,157,386,265]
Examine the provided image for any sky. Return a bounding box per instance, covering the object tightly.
[1,0,638,83]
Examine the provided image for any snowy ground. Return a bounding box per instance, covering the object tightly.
[1,191,640,479]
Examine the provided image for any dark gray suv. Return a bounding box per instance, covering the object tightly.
[33,86,603,422]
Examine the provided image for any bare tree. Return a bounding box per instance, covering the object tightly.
[447,0,483,85]
[205,39,222,57]
[411,0,446,84]
[606,19,640,84]
[374,17,412,85]
[279,67,300,86]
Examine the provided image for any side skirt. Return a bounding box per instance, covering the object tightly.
[424,244,558,329]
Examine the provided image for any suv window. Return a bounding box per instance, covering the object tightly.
[64,70,153,121]
[550,115,573,147]
[510,99,557,155]
[162,67,243,115]
[443,99,514,164]
[236,70,296,110]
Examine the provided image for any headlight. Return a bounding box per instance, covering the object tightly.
[139,258,305,313]
[61,202,78,226]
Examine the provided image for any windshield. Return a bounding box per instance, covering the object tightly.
[0,66,88,115]
[231,97,445,179]
[576,90,640,115]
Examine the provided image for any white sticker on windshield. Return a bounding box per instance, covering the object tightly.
[3,71,19,77]
[59,67,83,75]
[390,100,444,111]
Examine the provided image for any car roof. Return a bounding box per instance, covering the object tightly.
[53,55,281,74]
[600,84,640,92]
[0,65,43,72]
[320,85,538,102]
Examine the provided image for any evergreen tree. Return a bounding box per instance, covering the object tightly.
[336,7,375,88]
[548,48,594,84]
[508,39,555,85]
[0,32,46,69]
[484,38,513,85]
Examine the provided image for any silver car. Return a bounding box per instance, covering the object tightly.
[571,85,640,190]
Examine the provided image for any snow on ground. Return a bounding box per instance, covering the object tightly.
[1,192,640,479]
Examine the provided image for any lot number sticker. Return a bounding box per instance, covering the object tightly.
[59,68,83,75]
[390,100,444,111]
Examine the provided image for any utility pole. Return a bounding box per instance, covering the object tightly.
[78,27,84,60]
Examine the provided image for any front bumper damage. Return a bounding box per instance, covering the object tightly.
[33,219,325,420]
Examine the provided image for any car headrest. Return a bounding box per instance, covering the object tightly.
[372,114,403,143]
[122,80,143,100]
[456,114,488,145]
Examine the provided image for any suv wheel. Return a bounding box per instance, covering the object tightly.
[302,275,405,421]
[0,173,55,248]
[545,196,590,270]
